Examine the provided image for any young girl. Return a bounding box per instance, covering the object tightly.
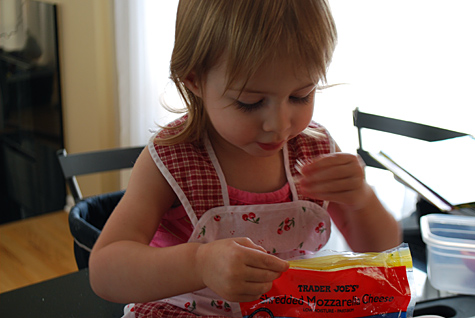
[89,1,402,317]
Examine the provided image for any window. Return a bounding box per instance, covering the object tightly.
[118,0,474,218]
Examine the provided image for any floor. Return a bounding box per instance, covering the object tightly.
[0,211,77,293]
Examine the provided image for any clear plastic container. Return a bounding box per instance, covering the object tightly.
[420,214,475,295]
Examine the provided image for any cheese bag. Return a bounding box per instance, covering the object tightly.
[240,244,415,318]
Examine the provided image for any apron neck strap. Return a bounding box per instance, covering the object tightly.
[205,134,231,206]
[283,143,300,201]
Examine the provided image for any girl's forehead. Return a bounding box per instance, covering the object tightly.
[207,55,315,93]
[203,34,322,88]
[229,57,314,87]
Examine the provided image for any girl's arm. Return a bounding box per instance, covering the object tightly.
[298,146,402,252]
[89,149,288,304]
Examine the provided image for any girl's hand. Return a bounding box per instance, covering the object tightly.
[298,153,402,252]
[298,153,372,210]
[195,237,289,302]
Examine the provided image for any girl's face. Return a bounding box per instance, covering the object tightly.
[187,57,316,158]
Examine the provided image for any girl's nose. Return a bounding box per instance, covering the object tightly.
[262,102,291,134]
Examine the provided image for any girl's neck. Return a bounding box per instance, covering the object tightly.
[208,130,287,193]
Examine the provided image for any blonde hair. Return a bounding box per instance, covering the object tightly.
[159,0,337,145]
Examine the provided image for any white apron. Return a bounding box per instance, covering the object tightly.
[125,134,334,317]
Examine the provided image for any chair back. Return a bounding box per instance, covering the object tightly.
[57,147,143,203]
[57,146,143,269]
[352,107,466,169]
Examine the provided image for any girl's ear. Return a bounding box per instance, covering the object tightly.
[183,72,202,97]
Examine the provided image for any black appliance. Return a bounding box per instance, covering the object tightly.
[0,1,65,223]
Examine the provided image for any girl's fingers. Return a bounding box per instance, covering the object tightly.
[243,265,284,283]
[302,175,361,194]
[297,153,369,207]
[235,238,290,273]
[302,155,363,179]
[235,237,268,253]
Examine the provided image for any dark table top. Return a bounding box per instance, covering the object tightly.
[1,268,474,317]
[0,269,125,318]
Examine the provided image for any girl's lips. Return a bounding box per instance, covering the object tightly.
[257,141,285,151]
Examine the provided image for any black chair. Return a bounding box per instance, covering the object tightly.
[353,107,467,170]
[352,107,469,270]
[57,146,143,269]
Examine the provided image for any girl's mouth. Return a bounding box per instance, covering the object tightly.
[257,141,285,151]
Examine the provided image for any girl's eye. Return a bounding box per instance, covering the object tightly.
[234,92,313,112]
[235,100,264,112]
[289,94,312,104]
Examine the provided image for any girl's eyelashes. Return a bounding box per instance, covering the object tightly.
[289,94,311,104]
[235,93,313,112]
[235,100,264,112]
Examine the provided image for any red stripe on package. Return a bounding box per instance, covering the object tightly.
[240,265,411,318]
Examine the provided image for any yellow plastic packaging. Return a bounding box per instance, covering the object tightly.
[240,243,415,318]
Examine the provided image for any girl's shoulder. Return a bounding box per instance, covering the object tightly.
[290,121,333,157]
[307,120,325,130]
[155,115,189,140]
[150,115,208,163]
[299,120,331,144]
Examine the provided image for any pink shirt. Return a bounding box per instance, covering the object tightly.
[150,184,291,247]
